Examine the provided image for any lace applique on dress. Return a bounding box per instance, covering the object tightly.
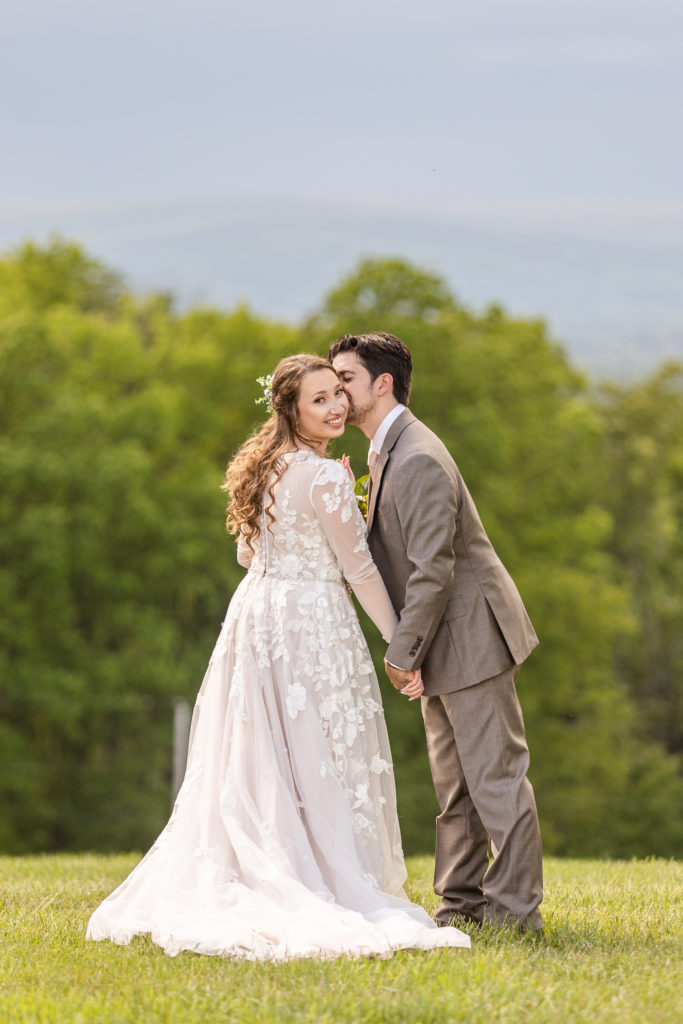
[84,448,471,960]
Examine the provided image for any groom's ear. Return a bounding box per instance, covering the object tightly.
[376,373,394,397]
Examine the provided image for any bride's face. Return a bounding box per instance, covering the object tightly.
[296,368,349,451]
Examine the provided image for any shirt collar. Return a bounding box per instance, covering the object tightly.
[369,404,406,459]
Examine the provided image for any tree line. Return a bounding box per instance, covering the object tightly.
[1,240,681,857]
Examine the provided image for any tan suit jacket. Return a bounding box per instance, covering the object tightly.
[368,409,538,696]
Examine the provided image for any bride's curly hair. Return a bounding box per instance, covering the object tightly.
[222,354,336,549]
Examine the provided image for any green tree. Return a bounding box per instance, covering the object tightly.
[600,365,683,755]
[0,249,221,850]
[309,258,683,857]
[1,244,681,859]
[0,237,123,316]
[0,242,305,852]
[307,257,458,330]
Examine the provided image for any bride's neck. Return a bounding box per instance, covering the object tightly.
[294,441,327,456]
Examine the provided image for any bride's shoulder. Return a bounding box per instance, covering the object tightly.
[281,451,350,490]
[282,449,324,465]
[281,449,329,477]
[309,457,348,486]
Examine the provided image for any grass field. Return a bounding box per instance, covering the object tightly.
[0,854,680,1024]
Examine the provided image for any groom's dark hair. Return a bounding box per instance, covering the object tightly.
[327,332,412,405]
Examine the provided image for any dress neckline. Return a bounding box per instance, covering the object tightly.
[282,448,326,461]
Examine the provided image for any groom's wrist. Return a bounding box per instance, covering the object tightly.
[384,657,411,672]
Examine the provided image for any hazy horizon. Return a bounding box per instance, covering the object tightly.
[2,1,682,376]
[2,193,681,378]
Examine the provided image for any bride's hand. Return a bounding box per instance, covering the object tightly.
[339,454,355,485]
[400,671,424,702]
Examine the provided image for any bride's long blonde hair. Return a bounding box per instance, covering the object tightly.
[223,354,335,549]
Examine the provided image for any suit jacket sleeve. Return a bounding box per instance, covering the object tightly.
[384,451,459,671]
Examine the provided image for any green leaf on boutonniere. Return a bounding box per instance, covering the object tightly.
[355,474,369,521]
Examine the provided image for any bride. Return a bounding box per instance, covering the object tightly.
[86,354,470,959]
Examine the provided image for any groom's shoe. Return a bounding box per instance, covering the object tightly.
[482,907,545,935]
[435,912,482,929]
[434,896,486,929]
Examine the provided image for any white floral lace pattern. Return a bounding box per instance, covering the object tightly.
[86,449,471,960]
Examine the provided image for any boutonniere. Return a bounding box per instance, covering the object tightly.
[339,455,370,521]
[354,474,370,521]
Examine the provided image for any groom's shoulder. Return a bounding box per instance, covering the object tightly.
[398,413,457,468]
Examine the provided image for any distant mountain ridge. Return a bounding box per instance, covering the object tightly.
[1,196,682,378]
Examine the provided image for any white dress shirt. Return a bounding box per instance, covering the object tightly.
[368,404,405,464]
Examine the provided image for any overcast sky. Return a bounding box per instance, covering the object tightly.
[2,0,682,212]
[1,1,682,373]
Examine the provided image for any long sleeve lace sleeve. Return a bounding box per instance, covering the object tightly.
[309,462,397,643]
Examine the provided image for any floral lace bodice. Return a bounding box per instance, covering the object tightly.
[237,450,396,643]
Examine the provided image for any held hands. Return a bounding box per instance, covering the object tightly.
[384,660,424,701]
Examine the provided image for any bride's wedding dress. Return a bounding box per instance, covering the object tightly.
[86,451,470,959]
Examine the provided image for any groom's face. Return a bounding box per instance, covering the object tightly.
[332,352,378,428]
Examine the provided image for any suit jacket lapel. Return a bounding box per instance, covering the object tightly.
[366,409,416,532]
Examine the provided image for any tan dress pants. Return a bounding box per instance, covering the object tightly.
[421,664,544,929]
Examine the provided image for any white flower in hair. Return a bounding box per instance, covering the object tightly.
[255,374,274,412]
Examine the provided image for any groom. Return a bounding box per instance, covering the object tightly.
[329,331,544,931]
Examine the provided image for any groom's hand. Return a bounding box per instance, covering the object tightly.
[384,660,423,699]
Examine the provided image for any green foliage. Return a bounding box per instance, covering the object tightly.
[599,365,683,756]
[308,256,458,329]
[0,237,123,316]
[0,243,681,860]
[310,258,683,858]
[0,855,681,1024]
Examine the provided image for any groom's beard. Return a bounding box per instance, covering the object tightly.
[345,397,375,428]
